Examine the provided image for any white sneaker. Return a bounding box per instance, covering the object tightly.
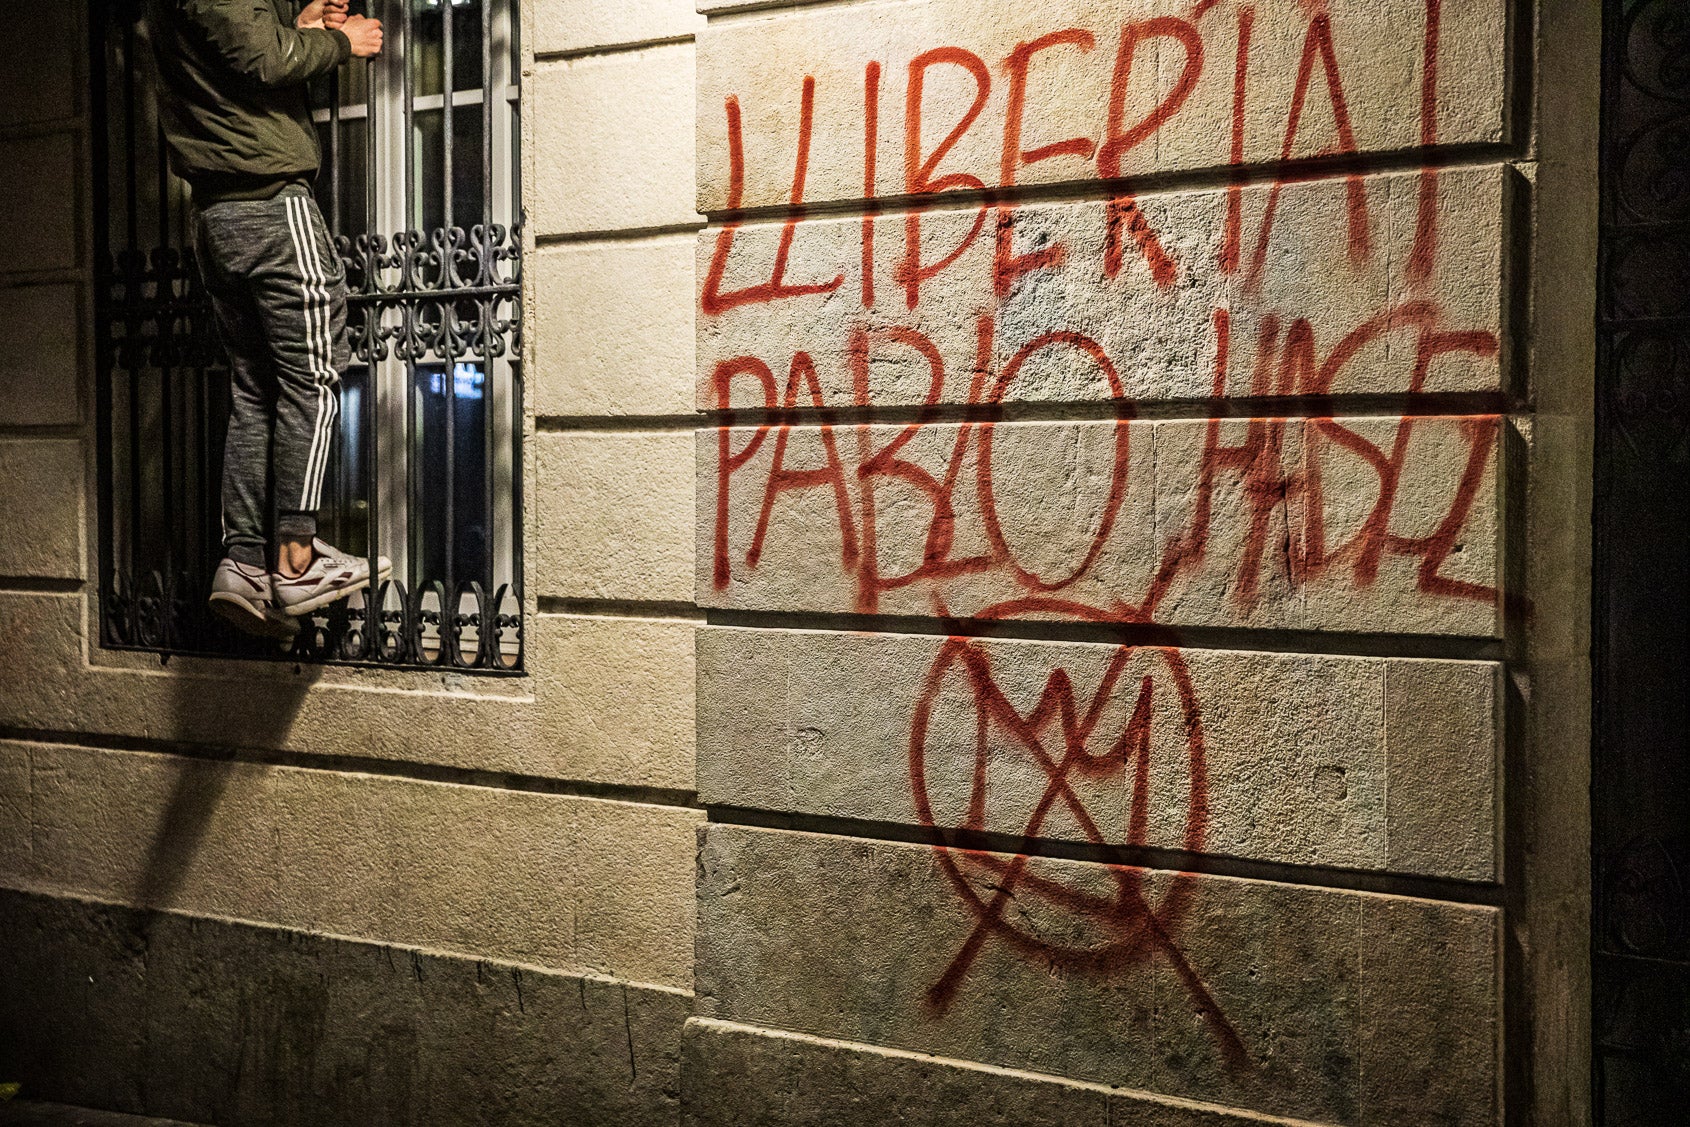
[208,558,300,641]
[273,538,393,617]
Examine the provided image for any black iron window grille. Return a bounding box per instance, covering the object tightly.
[1593,0,1690,1120]
[91,0,525,673]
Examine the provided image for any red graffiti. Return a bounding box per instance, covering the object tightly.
[701,79,844,317]
[1244,12,1371,290]
[711,305,1505,622]
[909,621,1245,1066]
[995,29,1096,296]
[703,0,1501,1059]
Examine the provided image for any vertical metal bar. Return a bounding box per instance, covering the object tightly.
[510,334,524,670]
[123,16,139,256]
[123,16,144,579]
[502,0,523,666]
[330,71,342,235]
[481,0,493,240]
[440,0,458,601]
[156,122,170,255]
[481,0,494,603]
[325,65,341,551]
[364,6,382,657]
[403,0,420,594]
[443,355,457,603]
[403,0,415,232]
[91,0,117,645]
[442,0,454,232]
[157,121,176,584]
[198,358,213,607]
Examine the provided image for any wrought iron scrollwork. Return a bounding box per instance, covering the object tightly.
[96,215,525,673]
[344,221,523,369]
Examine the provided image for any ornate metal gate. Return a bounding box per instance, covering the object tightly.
[1593,1,1690,1119]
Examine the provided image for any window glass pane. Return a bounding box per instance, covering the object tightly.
[451,0,485,93]
[313,117,369,242]
[409,1,485,101]
[410,0,442,99]
[340,116,370,241]
[411,362,492,588]
[410,1,440,99]
[452,104,486,230]
[412,105,485,232]
[510,102,520,214]
[412,107,443,232]
[321,367,371,557]
[340,54,370,107]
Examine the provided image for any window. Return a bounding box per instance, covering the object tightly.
[92,0,524,672]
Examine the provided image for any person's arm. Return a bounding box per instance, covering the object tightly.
[182,0,351,88]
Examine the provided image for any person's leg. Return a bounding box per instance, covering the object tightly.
[197,204,300,640]
[200,187,346,578]
[237,186,388,616]
[253,188,348,575]
[196,207,274,570]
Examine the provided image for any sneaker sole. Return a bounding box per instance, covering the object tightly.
[280,566,393,618]
[209,592,301,641]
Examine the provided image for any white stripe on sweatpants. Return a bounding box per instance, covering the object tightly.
[283,197,330,510]
[284,195,338,513]
[298,198,339,510]
[289,195,337,510]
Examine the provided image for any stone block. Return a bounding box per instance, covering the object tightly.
[0,888,690,1127]
[1150,415,1504,637]
[529,46,700,237]
[0,132,78,275]
[700,166,1507,409]
[0,440,83,579]
[0,594,79,728]
[545,613,698,791]
[0,0,78,124]
[698,0,1508,212]
[23,740,281,922]
[532,0,704,56]
[4,742,701,990]
[1357,895,1501,1124]
[0,592,700,796]
[536,429,696,603]
[1385,660,1503,879]
[0,284,82,425]
[698,415,1505,636]
[140,911,690,1127]
[261,774,700,991]
[696,824,1501,1125]
[0,894,148,1114]
[682,1018,1328,1126]
[696,628,1500,879]
[0,1104,204,1127]
[0,741,29,871]
[533,235,697,417]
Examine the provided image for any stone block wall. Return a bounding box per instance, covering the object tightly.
[0,0,1597,1124]
[0,2,706,1122]
[688,0,1593,1125]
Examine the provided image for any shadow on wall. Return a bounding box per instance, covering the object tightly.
[128,661,322,921]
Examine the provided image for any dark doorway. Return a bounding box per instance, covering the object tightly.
[1593,1,1690,1122]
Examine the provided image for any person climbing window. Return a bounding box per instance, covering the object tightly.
[95,0,525,671]
[146,0,390,639]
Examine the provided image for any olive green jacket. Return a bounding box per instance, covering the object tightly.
[147,0,351,200]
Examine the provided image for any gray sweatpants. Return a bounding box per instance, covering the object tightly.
[195,184,348,569]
